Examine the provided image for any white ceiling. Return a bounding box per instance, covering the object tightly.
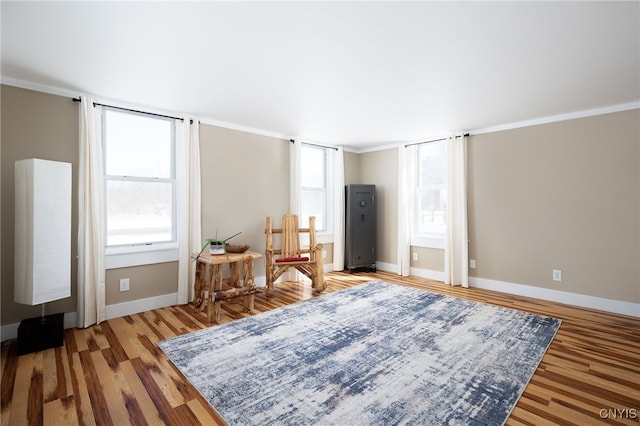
[2,1,639,150]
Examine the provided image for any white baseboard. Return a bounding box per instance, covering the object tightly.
[100,274,640,320]
[1,312,78,342]
[1,293,180,342]
[375,262,446,282]
[379,265,639,318]
[410,267,446,282]
[4,271,636,342]
[255,275,267,287]
[469,276,639,318]
[375,261,397,273]
[105,292,179,320]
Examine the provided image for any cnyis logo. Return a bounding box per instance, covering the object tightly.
[599,408,638,419]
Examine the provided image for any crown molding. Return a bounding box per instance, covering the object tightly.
[471,102,640,136]
[3,76,637,152]
[347,142,402,154]
[198,117,292,142]
[1,76,81,99]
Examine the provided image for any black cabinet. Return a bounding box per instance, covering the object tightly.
[345,184,376,272]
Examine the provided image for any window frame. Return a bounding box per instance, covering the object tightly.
[411,141,447,249]
[300,143,334,241]
[102,107,180,269]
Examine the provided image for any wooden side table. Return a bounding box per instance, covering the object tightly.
[191,251,263,323]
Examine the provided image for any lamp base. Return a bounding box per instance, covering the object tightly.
[17,313,64,356]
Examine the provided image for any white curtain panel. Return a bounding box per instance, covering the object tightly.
[289,140,301,215]
[77,96,106,328]
[445,135,469,287]
[188,121,202,302]
[176,119,202,304]
[287,140,302,281]
[397,145,415,276]
[332,147,345,271]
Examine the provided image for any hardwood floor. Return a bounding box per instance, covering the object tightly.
[2,271,639,425]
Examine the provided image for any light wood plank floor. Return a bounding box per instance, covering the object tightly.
[2,271,639,425]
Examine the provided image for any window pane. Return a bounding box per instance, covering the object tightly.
[104,109,173,178]
[301,189,325,231]
[418,141,447,187]
[106,180,173,245]
[301,146,325,188]
[416,141,447,234]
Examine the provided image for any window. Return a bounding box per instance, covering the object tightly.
[103,108,176,249]
[413,140,447,246]
[300,144,334,234]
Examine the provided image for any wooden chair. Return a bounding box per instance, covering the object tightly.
[265,214,325,296]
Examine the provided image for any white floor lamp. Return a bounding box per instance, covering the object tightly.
[14,158,72,355]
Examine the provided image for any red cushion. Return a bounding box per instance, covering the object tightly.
[276,256,309,263]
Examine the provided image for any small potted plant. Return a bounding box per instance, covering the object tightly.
[208,239,226,255]
[196,231,242,258]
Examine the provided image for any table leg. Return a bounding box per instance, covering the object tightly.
[243,259,255,313]
[229,261,240,288]
[193,262,207,311]
[209,264,223,323]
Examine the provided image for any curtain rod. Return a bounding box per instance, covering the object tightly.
[72,97,186,122]
[290,139,338,151]
[404,133,470,148]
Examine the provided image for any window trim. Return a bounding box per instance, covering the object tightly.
[411,141,447,250]
[300,143,334,237]
[411,235,445,250]
[102,107,179,268]
[105,243,179,269]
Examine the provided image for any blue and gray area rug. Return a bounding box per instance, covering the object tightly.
[158,280,561,425]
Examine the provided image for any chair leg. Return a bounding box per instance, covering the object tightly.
[265,260,274,297]
[313,258,325,292]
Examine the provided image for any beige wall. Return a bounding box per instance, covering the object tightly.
[373,110,639,305]
[411,247,445,271]
[468,110,639,303]
[105,263,178,305]
[106,123,292,305]
[199,124,290,278]
[0,85,182,327]
[360,148,398,267]
[2,83,636,330]
[351,148,442,273]
[344,151,361,185]
[0,85,320,329]
[1,85,79,324]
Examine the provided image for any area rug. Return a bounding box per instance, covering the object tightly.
[158,281,561,425]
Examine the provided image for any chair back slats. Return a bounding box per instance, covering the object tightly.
[308,216,317,252]
[265,216,274,251]
[281,214,300,258]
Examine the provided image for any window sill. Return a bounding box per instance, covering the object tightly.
[316,233,334,245]
[410,236,445,250]
[106,244,179,269]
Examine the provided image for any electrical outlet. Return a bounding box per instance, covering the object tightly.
[119,278,130,292]
[322,249,327,259]
[412,252,418,261]
[470,259,476,269]
[552,270,562,282]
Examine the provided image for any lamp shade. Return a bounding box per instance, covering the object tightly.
[14,158,72,305]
